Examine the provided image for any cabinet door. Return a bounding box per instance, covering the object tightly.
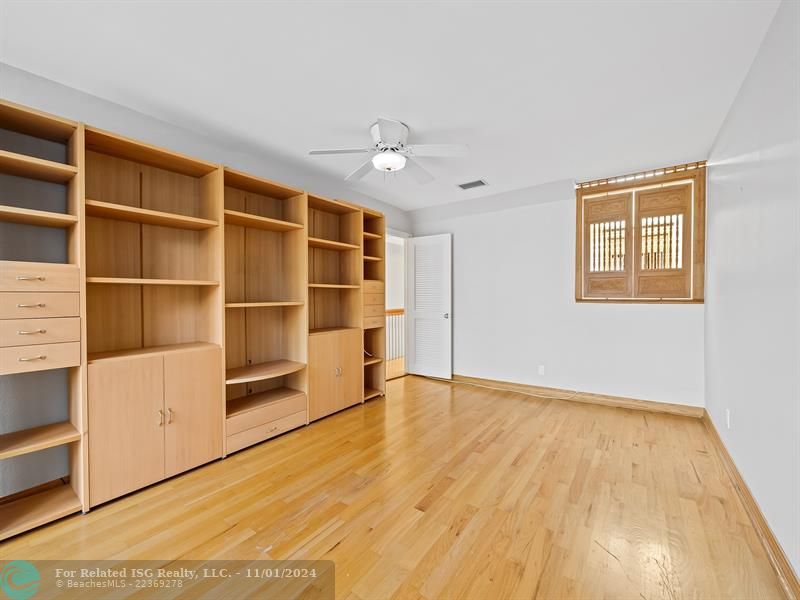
[308,333,338,421]
[88,355,165,507]
[338,328,363,409]
[164,347,223,477]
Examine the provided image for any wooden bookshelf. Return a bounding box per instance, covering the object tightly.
[0,100,86,539]
[86,199,218,230]
[362,209,386,400]
[226,359,306,385]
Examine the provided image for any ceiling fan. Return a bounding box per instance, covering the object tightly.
[308,117,468,184]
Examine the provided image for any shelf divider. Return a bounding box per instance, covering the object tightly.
[0,205,78,228]
[0,149,78,183]
[308,236,360,251]
[224,209,303,232]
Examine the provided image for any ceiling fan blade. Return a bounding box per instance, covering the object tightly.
[309,148,372,156]
[344,157,376,181]
[376,117,407,144]
[405,144,469,157]
[404,157,435,185]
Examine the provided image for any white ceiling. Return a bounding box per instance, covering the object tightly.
[0,1,779,212]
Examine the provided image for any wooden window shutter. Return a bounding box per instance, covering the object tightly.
[634,184,692,298]
[582,192,633,298]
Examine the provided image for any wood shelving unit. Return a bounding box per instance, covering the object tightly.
[362,208,386,401]
[223,169,308,453]
[0,99,86,539]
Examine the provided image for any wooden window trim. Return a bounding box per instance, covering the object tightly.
[575,164,705,303]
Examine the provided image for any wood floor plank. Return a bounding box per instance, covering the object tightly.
[0,376,786,599]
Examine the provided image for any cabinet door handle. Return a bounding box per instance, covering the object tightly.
[17,329,46,335]
[158,409,164,426]
[166,408,173,424]
[17,303,45,308]
[18,355,46,362]
[16,275,45,281]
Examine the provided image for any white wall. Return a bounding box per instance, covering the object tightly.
[412,180,705,406]
[706,0,800,574]
[0,64,412,232]
[385,236,405,310]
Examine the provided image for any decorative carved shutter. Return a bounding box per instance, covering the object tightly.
[582,192,633,298]
[634,184,692,298]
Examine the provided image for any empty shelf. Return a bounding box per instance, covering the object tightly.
[224,209,302,232]
[363,356,383,366]
[227,387,306,419]
[0,422,81,461]
[308,194,357,214]
[226,359,306,385]
[309,326,360,335]
[308,283,360,289]
[363,231,382,240]
[0,484,81,541]
[308,237,360,251]
[87,277,219,286]
[86,199,217,230]
[0,149,77,183]
[364,388,382,401]
[364,255,382,262]
[0,205,77,228]
[88,342,219,363]
[225,301,303,308]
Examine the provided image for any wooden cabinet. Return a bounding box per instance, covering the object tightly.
[164,347,222,477]
[309,328,362,421]
[88,344,222,506]
[88,355,165,507]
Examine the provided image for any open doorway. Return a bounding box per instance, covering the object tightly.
[385,233,406,379]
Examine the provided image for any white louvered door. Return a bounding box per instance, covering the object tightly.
[406,233,452,379]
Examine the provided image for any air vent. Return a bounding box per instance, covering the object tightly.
[457,179,487,190]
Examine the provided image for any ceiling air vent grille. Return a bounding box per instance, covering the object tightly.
[457,179,487,190]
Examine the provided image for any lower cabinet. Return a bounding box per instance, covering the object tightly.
[88,345,222,507]
[309,328,362,421]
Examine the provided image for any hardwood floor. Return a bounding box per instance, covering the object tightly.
[386,357,405,380]
[0,376,785,599]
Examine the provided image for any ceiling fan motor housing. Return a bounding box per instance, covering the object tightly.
[370,121,409,148]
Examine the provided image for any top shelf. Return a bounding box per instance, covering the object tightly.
[85,127,217,178]
[308,194,358,215]
[224,209,302,232]
[0,100,77,143]
[0,150,77,183]
[86,199,217,230]
[224,168,303,200]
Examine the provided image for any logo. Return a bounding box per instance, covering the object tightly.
[0,561,40,600]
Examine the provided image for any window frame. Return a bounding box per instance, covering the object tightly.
[575,164,705,303]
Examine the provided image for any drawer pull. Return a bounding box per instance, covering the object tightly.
[17,303,45,308]
[17,329,46,335]
[18,355,46,362]
[16,275,45,281]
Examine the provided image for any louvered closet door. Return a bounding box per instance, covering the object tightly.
[406,234,452,379]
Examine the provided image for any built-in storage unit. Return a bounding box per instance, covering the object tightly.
[223,169,308,453]
[82,128,225,505]
[362,209,386,400]
[0,101,86,540]
[0,99,388,538]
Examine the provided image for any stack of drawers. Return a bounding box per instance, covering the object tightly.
[363,279,385,329]
[0,260,81,374]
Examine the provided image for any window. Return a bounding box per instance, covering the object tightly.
[575,162,705,302]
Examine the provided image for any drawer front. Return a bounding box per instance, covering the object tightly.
[363,293,384,306]
[362,304,383,317]
[0,318,80,348]
[0,293,80,319]
[0,341,80,375]
[0,261,80,292]
[226,410,306,454]
[226,392,307,436]
[363,316,384,329]
[363,280,384,294]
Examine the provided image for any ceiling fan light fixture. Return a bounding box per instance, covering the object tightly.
[372,151,406,172]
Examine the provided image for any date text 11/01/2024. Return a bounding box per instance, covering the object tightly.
[53,567,323,580]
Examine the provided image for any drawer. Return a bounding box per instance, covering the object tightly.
[0,261,79,292]
[226,391,307,436]
[363,280,384,294]
[0,293,80,319]
[0,341,80,375]
[363,293,384,306]
[0,318,80,348]
[363,304,383,317]
[226,410,306,454]
[363,316,384,329]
